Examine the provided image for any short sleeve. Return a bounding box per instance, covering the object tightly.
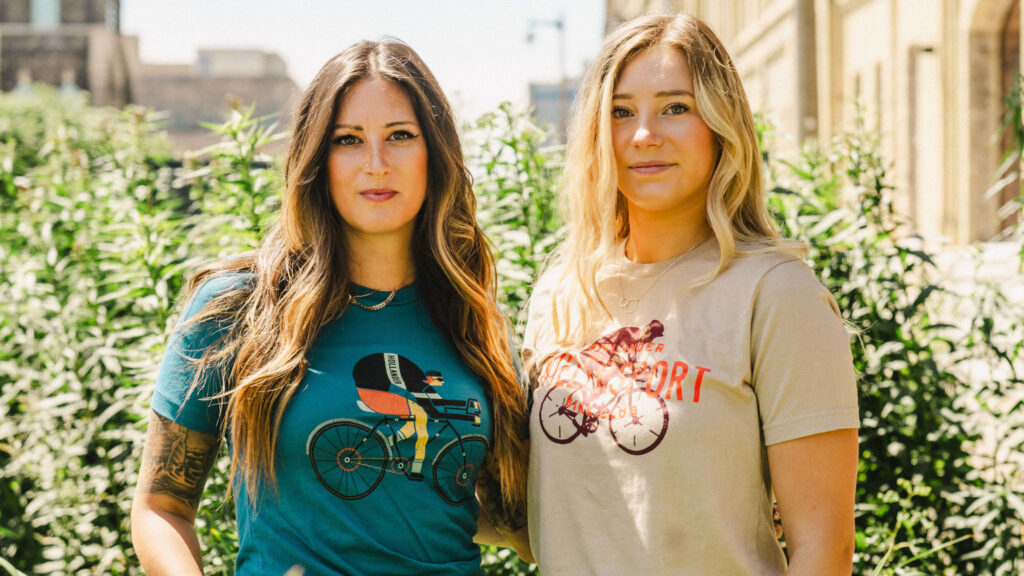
[151,273,250,435]
[750,260,860,446]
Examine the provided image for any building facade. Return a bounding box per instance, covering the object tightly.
[1,3,298,154]
[0,0,132,107]
[132,49,299,151]
[606,0,1023,244]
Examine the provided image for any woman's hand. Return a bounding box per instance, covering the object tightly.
[768,428,858,576]
[131,410,221,576]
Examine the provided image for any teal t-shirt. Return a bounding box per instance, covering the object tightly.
[152,273,491,576]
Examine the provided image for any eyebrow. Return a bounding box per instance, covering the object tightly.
[611,89,695,99]
[333,120,418,131]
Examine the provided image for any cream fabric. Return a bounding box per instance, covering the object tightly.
[523,241,860,576]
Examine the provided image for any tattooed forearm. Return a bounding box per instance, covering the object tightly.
[139,411,221,510]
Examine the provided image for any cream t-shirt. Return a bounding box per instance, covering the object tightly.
[523,241,859,576]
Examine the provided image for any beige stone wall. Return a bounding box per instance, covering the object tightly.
[132,54,299,153]
[606,0,1024,243]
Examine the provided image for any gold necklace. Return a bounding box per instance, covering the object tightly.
[616,236,708,313]
[350,288,398,311]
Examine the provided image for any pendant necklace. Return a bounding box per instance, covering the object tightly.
[617,236,709,313]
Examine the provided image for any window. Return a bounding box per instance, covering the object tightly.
[30,0,60,28]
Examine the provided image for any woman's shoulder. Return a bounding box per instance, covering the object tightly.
[736,251,840,321]
[527,258,569,308]
[725,242,831,300]
[182,270,255,318]
[727,242,807,278]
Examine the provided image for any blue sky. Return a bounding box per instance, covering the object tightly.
[122,0,606,120]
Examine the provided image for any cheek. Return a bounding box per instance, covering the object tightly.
[684,124,717,171]
[610,129,631,169]
[413,149,429,186]
[327,153,354,191]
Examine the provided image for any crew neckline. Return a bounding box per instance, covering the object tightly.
[610,237,716,279]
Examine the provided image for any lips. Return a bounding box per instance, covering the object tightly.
[629,161,676,175]
[360,188,398,201]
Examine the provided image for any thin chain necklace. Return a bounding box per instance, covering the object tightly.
[616,235,709,313]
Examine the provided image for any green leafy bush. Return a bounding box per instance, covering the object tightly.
[766,114,1024,574]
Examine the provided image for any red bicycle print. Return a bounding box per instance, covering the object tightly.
[537,320,670,455]
[538,381,668,455]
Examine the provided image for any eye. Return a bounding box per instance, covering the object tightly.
[388,130,419,142]
[611,106,632,119]
[331,134,360,146]
[665,103,690,115]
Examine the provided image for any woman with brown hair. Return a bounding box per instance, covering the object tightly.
[523,14,859,575]
[131,39,528,575]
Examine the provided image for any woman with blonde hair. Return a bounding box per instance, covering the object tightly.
[131,39,528,575]
[523,14,859,575]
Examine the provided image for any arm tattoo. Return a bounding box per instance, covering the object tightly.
[140,412,221,510]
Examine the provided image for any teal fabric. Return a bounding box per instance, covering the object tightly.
[152,273,491,576]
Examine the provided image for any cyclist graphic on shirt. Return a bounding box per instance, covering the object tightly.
[352,353,479,480]
[579,319,665,390]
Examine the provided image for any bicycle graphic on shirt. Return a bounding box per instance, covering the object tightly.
[306,352,487,506]
[306,409,486,505]
[538,321,670,456]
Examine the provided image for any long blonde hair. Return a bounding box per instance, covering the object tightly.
[182,40,527,513]
[547,13,786,347]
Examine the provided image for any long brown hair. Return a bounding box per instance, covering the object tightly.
[182,39,527,513]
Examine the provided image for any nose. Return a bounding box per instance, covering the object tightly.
[364,141,390,176]
[632,115,662,149]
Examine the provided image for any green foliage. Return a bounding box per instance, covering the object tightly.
[470,102,563,334]
[2,90,1023,575]
[766,111,1024,574]
[0,86,186,572]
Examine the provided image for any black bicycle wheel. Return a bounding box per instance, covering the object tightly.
[433,434,488,506]
[308,419,390,500]
[538,385,584,444]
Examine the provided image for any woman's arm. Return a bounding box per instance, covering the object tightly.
[131,410,221,576]
[473,456,535,563]
[767,428,858,576]
[473,500,534,562]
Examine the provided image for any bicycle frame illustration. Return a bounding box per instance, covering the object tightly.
[538,378,668,455]
[306,399,486,505]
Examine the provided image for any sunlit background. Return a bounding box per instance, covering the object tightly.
[3,2,1024,575]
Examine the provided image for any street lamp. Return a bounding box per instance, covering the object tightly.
[526,14,567,141]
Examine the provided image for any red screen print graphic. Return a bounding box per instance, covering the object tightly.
[538,321,670,455]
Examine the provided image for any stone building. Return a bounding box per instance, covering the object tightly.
[132,49,299,152]
[606,0,1023,244]
[1,2,298,154]
[0,0,133,107]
